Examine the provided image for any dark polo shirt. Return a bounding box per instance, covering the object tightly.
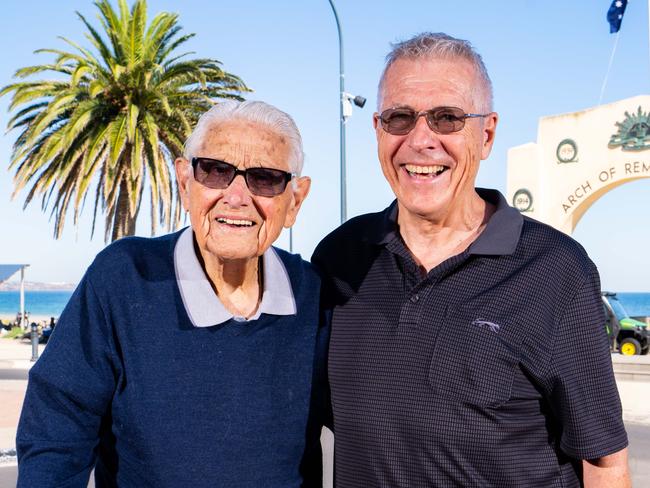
[312,189,627,488]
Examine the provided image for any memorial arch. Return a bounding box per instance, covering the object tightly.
[507,95,650,234]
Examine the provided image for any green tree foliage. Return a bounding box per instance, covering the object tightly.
[1,0,250,241]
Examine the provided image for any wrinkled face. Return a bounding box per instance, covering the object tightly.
[175,120,310,263]
[374,57,497,223]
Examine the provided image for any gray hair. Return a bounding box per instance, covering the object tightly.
[184,99,305,175]
[378,32,493,112]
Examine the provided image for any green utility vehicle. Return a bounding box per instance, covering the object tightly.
[602,292,650,356]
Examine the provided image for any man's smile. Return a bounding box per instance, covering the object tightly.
[403,163,449,178]
[215,216,256,228]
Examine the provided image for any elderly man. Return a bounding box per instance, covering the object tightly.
[17,100,326,487]
[313,33,630,487]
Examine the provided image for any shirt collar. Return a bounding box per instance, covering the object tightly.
[367,188,523,256]
[363,200,399,246]
[174,227,297,327]
[467,188,524,256]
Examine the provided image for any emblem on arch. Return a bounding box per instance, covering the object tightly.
[609,106,650,151]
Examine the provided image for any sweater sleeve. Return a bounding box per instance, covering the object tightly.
[16,273,119,487]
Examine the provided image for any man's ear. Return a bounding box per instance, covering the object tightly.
[174,157,192,211]
[480,112,498,160]
[283,176,311,228]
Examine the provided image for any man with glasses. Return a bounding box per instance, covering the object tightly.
[313,32,630,487]
[17,100,327,487]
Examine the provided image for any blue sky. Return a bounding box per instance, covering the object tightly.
[1,0,649,291]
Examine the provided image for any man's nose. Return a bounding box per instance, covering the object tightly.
[221,174,251,207]
[407,114,442,151]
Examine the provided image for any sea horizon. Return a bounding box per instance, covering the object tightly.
[0,290,75,320]
[1,289,650,322]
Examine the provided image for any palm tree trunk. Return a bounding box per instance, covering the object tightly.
[111,179,137,241]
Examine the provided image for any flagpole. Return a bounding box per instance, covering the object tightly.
[599,31,621,105]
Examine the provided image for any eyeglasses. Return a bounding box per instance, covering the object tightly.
[190,157,294,197]
[377,106,491,135]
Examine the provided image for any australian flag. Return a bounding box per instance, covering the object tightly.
[607,0,628,33]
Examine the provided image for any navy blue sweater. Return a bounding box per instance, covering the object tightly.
[17,232,327,487]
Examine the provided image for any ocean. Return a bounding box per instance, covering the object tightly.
[1,289,650,320]
[0,290,73,319]
[616,292,650,317]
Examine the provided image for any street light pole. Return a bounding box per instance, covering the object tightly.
[327,0,347,224]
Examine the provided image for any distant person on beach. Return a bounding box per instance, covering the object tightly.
[17,100,327,487]
[312,32,631,487]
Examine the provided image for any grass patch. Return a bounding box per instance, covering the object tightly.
[2,327,24,339]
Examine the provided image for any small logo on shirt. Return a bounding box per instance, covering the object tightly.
[471,318,501,333]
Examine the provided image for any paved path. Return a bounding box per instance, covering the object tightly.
[628,422,650,487]
[0,370,27,381]
[0,339,36,454]
[0,465,94,488]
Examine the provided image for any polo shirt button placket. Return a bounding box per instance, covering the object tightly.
[399,286,426,328]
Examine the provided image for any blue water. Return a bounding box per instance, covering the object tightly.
[0,290,649,319]
[0,290,73,318]
[616,292,650,317]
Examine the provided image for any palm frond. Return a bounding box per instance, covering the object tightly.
[108,114,128,165]
[127,0,146,67]
[6,101,50,127]
[76,11,115,70]
[14,64,75,78]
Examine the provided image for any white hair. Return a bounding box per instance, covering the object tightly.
[378,32,493,113]
[184,99,305,175]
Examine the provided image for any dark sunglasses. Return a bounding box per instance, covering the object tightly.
[190,157,294,197]
[377,106,491,135]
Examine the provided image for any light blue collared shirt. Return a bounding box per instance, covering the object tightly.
[174,227,296,326]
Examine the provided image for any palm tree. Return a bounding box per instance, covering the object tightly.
[1,0,250,241]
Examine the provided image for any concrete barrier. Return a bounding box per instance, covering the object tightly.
[612,354,650,425]
[612,352,650,373]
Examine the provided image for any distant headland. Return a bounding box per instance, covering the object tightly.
[0,281,77,291]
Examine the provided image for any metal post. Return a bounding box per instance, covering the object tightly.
[19,266,25,330]
[30,322,39,361]
[327,0,347,223]
[289,227,293,253]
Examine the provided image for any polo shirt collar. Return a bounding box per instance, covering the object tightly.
[468,188,523,256]
[174,227,296,327]
[368,188,523,256]
[368,200,399,246]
